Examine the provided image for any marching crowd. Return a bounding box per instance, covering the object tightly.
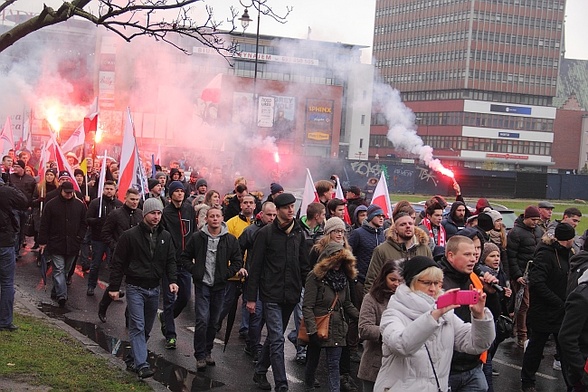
[1,148,588,392]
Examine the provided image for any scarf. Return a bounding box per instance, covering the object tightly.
[324,269,348,292]
[422,217,446,247]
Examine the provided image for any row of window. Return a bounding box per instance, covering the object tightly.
[375,0,564,18]
[231,60,344,86]
[380,68,557,88]
[375,49,558,69]
[375,11,562,34]
[399,90,552,106]
[370,135,552,156]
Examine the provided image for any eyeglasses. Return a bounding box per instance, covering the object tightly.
[331,229,346,234]
[417,279,443,287]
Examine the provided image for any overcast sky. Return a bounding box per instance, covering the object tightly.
[9,0,588,61]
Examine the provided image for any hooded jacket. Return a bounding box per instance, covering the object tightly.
[162,200,197,260]
[364,226,432,293]
[348,221,385,284]
[179,222,242,290]
[101,204,143,249]
[374,284,494,392]
[527,235,571,333]
[507,215,542,281]
[302,247,359,347]
[38,192,87,256]
[9,172,36,207]
[558,268,588,386]
[441,201,467,239]
[567,250,588,296]
[245,217,310,305]
[86,195,123,241]
[0,184,27,247]
[108,221,177,291]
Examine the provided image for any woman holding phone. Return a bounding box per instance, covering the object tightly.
[374,256,495,392]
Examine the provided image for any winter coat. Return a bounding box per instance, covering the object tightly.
[108,221,177,292]
[559,269,588,387]
[301,248,359,347]
[441,201,467,239]
[547,219,582,254]
[9,172,36,207]
[358,292,388,383]
[364,226,432,293]
[86,196,123,241]
[162,201,197,260]
[527,236,571,333]
[0,184,27,247]
[178,223,242,290]
[374,284,494,392]
[507,215,542,281]
[299,216,324,251]
[101,204,143,250]
[567,250,588,296]
[348,222,385,284]
[238,218,265,262]
[245,218,311,305]
[38,193,87,256]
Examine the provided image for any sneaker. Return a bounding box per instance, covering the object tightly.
[196,359,207,371]
[252,373,272,390]
[157,310,166,337]
[0,324,19,332]
[205,354,215,366]
[552,359,562,371]
[86,287,95,296]
[138,366,155,379]
[252,350,260,364]
[492,370,500,376]
[275,386,289,392]
[165,338,177,350]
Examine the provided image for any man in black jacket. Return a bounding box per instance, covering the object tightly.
[38,182,87,307]
[178,206,245,371]
[245,193,311,392]
[159,181,197,349]
[107,197,177,379]
[0,178,28,331]
[507,206,543,347]
[439,235,497,392]
[521,223,575,392]
[86,180,122,296]
[97,187,143,322]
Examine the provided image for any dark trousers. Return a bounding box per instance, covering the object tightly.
[305,343,342,391]
[521,331,570,388]
[161,268,192,339]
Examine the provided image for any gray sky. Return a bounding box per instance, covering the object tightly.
[8,0,588,61]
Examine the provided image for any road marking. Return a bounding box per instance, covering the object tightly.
[493,358,558,380]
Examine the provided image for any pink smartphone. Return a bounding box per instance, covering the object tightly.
[436,290,479,308]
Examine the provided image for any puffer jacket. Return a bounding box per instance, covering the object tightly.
[507,215,542,280]
[527,235,571,333]
[364,226,432,293]
[374,284,494,392]
[301,247,359,347]
[348,221,385,284]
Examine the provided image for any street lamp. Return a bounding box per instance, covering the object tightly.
[238,2,261,130]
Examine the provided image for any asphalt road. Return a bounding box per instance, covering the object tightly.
[13,242,567,392]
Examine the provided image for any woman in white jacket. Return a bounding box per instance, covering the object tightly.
[374,256,495,392]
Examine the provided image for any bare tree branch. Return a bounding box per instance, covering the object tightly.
[0,0,19,15]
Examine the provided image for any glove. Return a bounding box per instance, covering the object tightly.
[308,333,322,347]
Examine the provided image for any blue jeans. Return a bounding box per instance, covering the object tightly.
[88,240,110,289]
[305,343,342,391]
[255,302,296,390]
[287,288,306,356]
[48,253,76,300]
[0,246,16,326]
[193,284,225,360]
[449,365,488,392]
[126,284,159,370]
[242,282,264,353]
[161,267,192,339]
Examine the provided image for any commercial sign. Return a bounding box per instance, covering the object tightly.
[193,47,319,66]
[498,132,520,138]
[305,99,333,142]
[490,104,532,115]
[257,96,275,128]
[486,153,529,160]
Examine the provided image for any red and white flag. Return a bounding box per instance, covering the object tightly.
[50,132,81,193]
[118,108,147,202]
[155,144,161,166]
[0,116,14,155]
[299,168,319,218]
[334,176,351,225]
[371,172,393,219]
[97,151,108,217]
[83,97,99,134]
[60,123,85,154]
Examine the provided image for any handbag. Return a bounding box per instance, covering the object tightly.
[22,214,36,237]
[298,293,339,343]
[495,314,514,344]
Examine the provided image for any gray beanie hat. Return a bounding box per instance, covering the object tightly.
[143,197,164,216]
[324,217,346,235]
[155,171,166,180]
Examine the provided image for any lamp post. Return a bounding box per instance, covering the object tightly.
[238,2,261,131]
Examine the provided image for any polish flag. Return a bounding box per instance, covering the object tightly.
[50,132,81,193]
[83,97,99,134]
[201,73,222,103]
[334,175,351,225]
[299,168,319,218]
[60,123,85,154]
[371,172,393,219]
[97,151,108,217]
[118,108,147,202]
[0,117,14,155]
